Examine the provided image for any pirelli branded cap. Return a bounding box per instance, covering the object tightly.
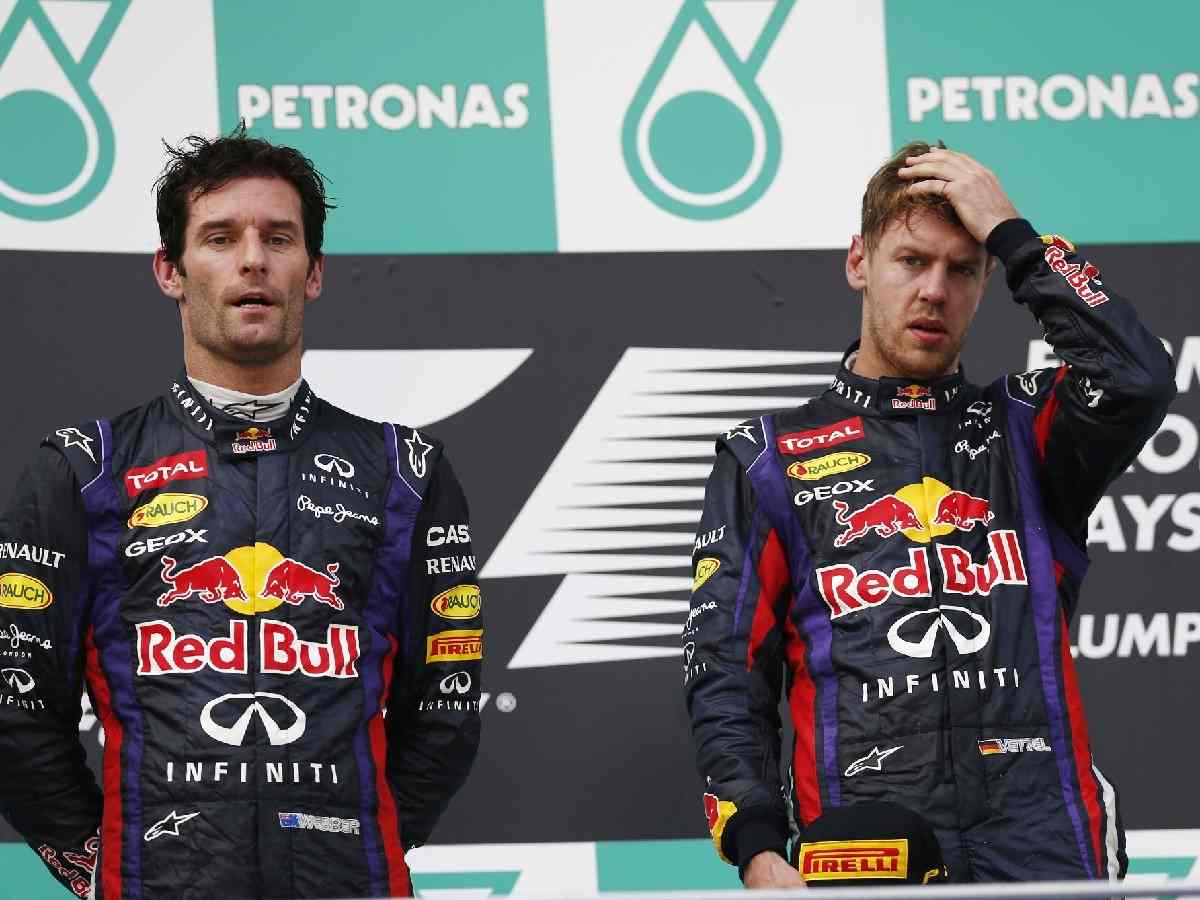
[794,802,949,887]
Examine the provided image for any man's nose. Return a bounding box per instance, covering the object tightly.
[239,230,267,272]
[918,265,949,303]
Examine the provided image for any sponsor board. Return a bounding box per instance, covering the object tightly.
[0,0,218,249]
[546,0,889,250]
[214,2,555,253]
[887,0,1200,243]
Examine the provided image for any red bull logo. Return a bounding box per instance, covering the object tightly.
[154,543,344,615]
[1043,242,1108,308]
[831,477,996,546]
[891,384,936,411]
[136,618,360,678]
[232,426,278,454]
[817,530,1027,618]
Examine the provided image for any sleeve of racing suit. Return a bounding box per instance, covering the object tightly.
[684,447,791,872]
[386,451,482,850]
[990,218,1177,541]
[0,445,102,898]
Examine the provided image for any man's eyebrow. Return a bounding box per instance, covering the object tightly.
[194,217,236,232]
[264,218,301,232]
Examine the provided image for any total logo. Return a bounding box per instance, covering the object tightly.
[154,544,344,614]
[831,477,993,548]
[124,450,208,498]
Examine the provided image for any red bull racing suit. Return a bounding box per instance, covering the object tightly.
[684,220,1176,882]
[0,377,483,898]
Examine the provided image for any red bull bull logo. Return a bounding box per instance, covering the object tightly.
[832,496,925,547]
[931,491,993,531]
[896,384,932,399]
[260,559,344,611]
[831,478,996,546]
[156,556,248,607]
[154,544,344,615]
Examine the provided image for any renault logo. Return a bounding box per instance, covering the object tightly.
[199,691,306,747]
[887,605,991,659]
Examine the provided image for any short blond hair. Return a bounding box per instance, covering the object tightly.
[860,140,964,251]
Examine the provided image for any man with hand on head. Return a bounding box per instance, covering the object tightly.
[684,142,1174,887]
[0,125,483,899]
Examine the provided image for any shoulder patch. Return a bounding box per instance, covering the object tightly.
[1005,367,1060,408]
[389,424,444,499]
[44,420,104,489]
[716,418,767,470]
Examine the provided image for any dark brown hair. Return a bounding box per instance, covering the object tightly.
[154,122,333,272]
[860,140,962,251]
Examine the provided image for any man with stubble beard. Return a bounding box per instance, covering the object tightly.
[683,143,1175,887]
[0,127,483,898]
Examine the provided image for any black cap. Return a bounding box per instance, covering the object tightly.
[793,802,949,887]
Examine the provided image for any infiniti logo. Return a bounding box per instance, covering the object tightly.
[439,671,472,695]
[887,605,991,659]
[1,668,35,694]
[314,453,355,479]
[200,692,306,747]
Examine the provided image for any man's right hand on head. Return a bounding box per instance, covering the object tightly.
[742,850,806,890]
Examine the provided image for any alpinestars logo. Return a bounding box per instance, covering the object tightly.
[482,347,841,667]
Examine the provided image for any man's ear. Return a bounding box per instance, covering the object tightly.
[986,255,999,277]
[153,249,185,301]
[846,234,868,292]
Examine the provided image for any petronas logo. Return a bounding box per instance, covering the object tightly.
[0,0,129,220]
[622,0,795,220]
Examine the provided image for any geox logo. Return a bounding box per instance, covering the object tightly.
[481,347,841,668]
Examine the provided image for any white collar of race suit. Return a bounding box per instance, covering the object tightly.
[187,375,302,423]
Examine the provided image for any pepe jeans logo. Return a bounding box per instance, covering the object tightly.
[0,0,130,220]
[621,0,795,220]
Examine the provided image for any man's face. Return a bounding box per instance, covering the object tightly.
[156,176,323,367]
[845,207,991,380]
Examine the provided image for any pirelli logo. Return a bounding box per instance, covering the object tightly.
[799,839,908,882]
[426,629,483,663]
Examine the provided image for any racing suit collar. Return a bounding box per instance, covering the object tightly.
[825,341,966,417]
[166,372,320,459]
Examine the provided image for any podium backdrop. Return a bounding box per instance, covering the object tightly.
[2,1,1197,894]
